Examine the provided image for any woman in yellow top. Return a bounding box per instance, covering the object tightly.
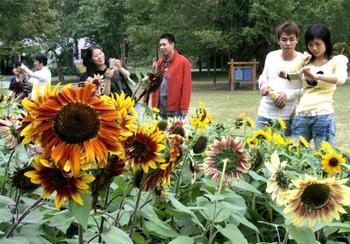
[292,23,348,149]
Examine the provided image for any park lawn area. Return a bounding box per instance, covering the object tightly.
[189,80,350,149]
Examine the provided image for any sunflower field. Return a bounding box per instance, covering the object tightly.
[0,82,350,244]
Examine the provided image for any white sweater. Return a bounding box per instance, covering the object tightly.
[22,65,51,99]
[257,50,303,120]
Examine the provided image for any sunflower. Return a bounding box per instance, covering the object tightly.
[283,175,350,227]
[167,119,185,137]
[252,128,272,142]
[315,141,334,158]
[20,83,122,175]
[277,118,287,130]
[272,133,285,146]
[0,117,20,149]
[144,135,182,190]
[245,117,255,128]
[246,137,258,146]
[25,155,94,210]
[204,136,250,187]
[189,102,212,131]
[101,92,137,139]
[265,151,289,206]
[125,124,165,173]
[298,136,310,148]
[234,112,246,128]
[321,151,346,175]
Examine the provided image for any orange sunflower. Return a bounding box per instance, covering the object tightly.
[25,155,94,210]
[21,83,122,175]
[125,124,166,173]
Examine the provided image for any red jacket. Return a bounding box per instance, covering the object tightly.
[152,51,191,112]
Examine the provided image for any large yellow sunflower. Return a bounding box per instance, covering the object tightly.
[283,175,350,227]
[321,151,346,175]
[25,155,94,210]
[125,124,166,173]
[21,83,122,175]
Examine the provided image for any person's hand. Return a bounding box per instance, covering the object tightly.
[301,67,316,80]
[180,109,188,116]
[104,68,115,79]
[274,92,287,108]
[260,85,271,96]
[278,70,288,79]
[110,59,122,71]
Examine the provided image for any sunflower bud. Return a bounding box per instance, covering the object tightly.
[157,120,168,131]
[11,166,39,193]
[192,135,208,154]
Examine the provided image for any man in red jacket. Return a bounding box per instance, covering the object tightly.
[152,33,192,119]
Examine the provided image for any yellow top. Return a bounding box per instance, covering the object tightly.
[297,55,348,114]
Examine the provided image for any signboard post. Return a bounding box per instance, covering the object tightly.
[227,59,259,91]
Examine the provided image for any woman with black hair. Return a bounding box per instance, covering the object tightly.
[291,23,348,149]
[80,46,132,96]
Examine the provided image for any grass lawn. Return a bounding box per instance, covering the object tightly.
[189,77,350,149]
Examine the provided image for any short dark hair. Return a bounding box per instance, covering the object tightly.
[34,53,48,66]
[305,23,332,60]
[276,21,300,39]
[160,33,176,44]
[13,60,22,68]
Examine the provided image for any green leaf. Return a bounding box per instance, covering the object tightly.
[68,193,91,230]
[101,226,133,244]
[144,220,178,238]
[0,237,30,244]
[167,193,205,230]
[232,180,262,195]
[230,212,260,233]
[0,195,15,207]
[169,236,194,244]
[0,208,12,222]
[216,224,248,244]
[286,225,317,244]
[329,222,350,233]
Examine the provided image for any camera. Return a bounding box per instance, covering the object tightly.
[306,71,323,87]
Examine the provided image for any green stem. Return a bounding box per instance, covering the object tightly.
[98,183,111,243]
[114,183,133,227]
[174,150,189,198]
[129,173,146,239]
[209,159,228,244]
[1,149,15,195]
[5,197,43,238]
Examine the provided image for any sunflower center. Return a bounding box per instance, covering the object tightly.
[275,170,289,189]
[48,168,73,189]
[329,158,339,167]
[131,140,149,158]
[54,102,100,144]
[216,149,238,172]
[301,183,331,210]
[256,134,267,140]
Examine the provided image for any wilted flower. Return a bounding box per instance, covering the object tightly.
[0,117,20,149]
[265,151,289,206]
[192,135,208,154]
[11,165,39,193]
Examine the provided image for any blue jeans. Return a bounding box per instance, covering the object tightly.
[291,114,336,149]
[256,116,292,136]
